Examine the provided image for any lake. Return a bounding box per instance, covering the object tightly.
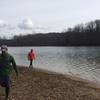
[8,47,100,82]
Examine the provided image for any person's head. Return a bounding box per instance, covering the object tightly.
[31,49,33,52]
[1,45,8,54]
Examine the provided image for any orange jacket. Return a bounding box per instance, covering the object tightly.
[28,51,36,60]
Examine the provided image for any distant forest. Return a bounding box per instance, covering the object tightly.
[0,19,100,46]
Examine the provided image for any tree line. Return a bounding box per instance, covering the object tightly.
[0,19,100,46]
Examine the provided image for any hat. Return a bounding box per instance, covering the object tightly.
[1,45,8,51]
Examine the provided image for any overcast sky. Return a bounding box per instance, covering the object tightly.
[0,0,100,38]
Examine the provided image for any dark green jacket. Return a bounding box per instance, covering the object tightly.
[0,53,18,76]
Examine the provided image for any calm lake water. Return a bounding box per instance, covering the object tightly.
[8,47,100,82]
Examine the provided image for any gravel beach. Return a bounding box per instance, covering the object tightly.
[0,67,100,100]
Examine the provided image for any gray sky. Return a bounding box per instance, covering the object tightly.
[0,0,100,38]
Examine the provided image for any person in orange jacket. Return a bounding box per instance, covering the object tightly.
[27,49,36,68]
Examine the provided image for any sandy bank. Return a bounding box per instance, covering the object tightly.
[0,67,100,100]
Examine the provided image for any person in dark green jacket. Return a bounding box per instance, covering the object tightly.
[0,45,19,100]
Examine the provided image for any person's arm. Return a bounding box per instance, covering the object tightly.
[27,53,30,60]
[10,56,19,76]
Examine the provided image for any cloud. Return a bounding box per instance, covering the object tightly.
[18,18,34,30]
[7,25,16,30]
[0,19,15,31]
[0,19,7,28]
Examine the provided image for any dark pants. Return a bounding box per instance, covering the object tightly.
[0,75,10,100]
[29,60,33,68]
